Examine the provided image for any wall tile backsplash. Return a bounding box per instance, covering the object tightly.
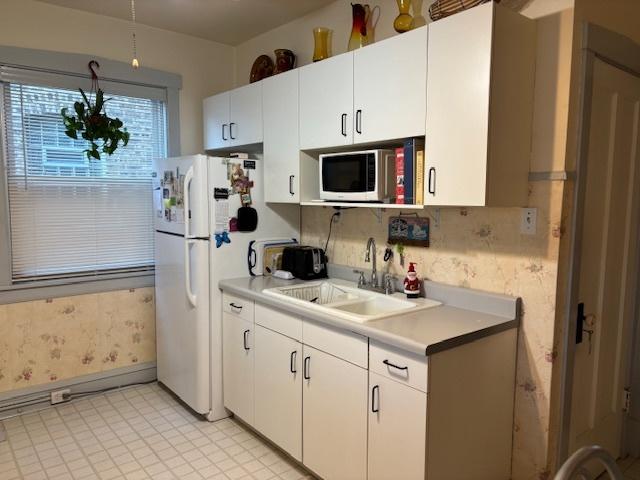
[302,180,563,479]
[0,287,155,394]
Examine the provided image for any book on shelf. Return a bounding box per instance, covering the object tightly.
[403,137,425,205]
[395,147,405,204]
[415,149,425,205]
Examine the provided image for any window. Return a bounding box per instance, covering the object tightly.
[2,83,166,282]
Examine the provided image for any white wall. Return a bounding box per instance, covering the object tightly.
[0,0,236,155]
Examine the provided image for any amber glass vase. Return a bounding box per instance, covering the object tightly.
[394,0,413,33]
[348,3,369,51]
[313,27,332,62]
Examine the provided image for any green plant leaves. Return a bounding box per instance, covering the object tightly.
[60,88,129,160]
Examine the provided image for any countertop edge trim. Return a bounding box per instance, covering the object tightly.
[424,318,520,355]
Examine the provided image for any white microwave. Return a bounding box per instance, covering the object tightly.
[319,149,396,202]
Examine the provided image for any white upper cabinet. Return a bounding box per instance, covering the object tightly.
[229,82,263,146]
[203,92,230,150]
[263,70,302,203]
[353,26,427,144]
[203,82,262,150]
[299,53,355,149]
[424,2,535,206]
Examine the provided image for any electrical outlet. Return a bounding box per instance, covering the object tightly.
[50,388,71,405]
[521,208,537,235]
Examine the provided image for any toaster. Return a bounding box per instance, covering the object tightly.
[281,246,328,280]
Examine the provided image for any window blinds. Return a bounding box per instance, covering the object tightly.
[2,81,166,281]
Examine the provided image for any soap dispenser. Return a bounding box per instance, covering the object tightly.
[403,262,421,298]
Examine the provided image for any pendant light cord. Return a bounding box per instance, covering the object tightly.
[130,0,139,68]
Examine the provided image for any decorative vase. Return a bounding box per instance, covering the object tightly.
[410,0,427,28]
[394,0,413,33]
[347,3,369,51]
[365,5,381,44]
[273,49,296,74]
[313,27,332,62]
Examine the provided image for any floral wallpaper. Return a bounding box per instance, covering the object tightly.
[0,287,155,394]
[302,181,564,480]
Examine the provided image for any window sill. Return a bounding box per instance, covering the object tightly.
[0,270,155,305]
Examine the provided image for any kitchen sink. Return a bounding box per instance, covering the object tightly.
[262,279,441,323]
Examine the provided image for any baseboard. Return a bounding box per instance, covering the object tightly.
[0,362,157,420]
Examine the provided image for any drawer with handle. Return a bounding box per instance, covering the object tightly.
[369,340,428,393]
[255,303,302,341]
[222,292,255,322]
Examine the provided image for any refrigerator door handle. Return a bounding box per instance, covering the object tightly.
[184,239,197,308]
[183,166,195,238]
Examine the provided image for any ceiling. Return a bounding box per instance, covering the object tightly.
[35,0,335,46]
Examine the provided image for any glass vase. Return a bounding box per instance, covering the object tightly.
[365,5,380,44]
[394,0,413,33]
[410,0,427,28]
[348,3,369,52]
[313,27,332,62]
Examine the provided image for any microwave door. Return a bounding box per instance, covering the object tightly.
[322,155,368,200]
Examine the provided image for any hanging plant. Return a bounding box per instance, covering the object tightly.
[60,61,130,160]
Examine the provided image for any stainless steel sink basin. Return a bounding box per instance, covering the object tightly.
[262,279,441,323]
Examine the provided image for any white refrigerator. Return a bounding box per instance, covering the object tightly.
[153,154,299,420]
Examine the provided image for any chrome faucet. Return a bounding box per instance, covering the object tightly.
[365,237,378,288]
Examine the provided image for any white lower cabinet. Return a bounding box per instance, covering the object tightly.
[222,297,517,480]
[368,372,427,480]
[222,313,254,425]
[254,325,302,461]
[302,345,368,480]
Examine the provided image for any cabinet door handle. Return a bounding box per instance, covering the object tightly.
[371,385,380,413]
[229,122,236,140]
[290,351,297,374]
[427,167,436,196]
[243,329,250,351]
[303,356,311,380]
[341,113,347,137]
[355,109,362,134]
[383,359,408,371]
[289,175,295,196]
[230,302,243,312]
[222,124,228,141]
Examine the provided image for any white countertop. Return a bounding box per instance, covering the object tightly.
[218,275,520,356]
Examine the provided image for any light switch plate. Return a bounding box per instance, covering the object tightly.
[521,208,537,235]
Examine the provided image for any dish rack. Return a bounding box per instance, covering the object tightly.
[274,282,356,305]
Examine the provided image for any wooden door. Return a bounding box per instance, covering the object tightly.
[353,27,427,144]
[254,325,302,460]
[368,372,427,480]
[299,53,354,149]
[222,313,254,425]
[302,345,367,479]
[263,69,300,203]
[569,58,640,463]
[229,82,263,146]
